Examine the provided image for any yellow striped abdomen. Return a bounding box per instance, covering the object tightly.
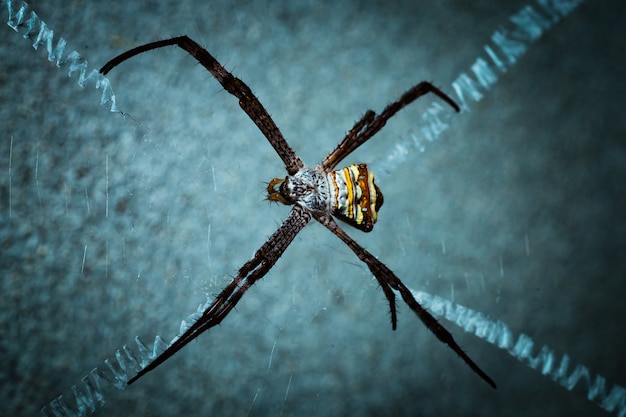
[328,163,383,232]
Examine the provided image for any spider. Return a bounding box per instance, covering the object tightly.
[100,35,496,389]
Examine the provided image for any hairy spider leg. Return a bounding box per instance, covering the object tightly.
[127,206,311,384]
[315,213,497,389]
[100,35,304,175]
[321,82,460,172]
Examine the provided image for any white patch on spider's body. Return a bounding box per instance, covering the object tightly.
[281,167,331,213]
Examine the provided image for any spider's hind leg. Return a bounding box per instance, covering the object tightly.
[315,213,496,389]
[372,264,399,330]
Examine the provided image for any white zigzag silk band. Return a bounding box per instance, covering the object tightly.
[5,0,117,111]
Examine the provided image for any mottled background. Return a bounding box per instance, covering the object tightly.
[1,0,625,416]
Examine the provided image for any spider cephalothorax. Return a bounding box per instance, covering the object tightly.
[100,35,496,389]
[267,168,330,211]
[268,163,383,232]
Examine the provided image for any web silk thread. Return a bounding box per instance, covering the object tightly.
[5,0,118,112]
[412,289,626,417]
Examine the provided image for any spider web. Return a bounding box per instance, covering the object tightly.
[2,1,625,417]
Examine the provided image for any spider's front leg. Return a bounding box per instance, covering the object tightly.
[315,213,496,389]
[126,205,311,385]
[321,82,459,171]
[100,35,303,175]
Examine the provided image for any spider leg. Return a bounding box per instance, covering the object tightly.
[321,82,459,171]
[127,205,311,385]
[315,213,496,389]
[100,36,304,175]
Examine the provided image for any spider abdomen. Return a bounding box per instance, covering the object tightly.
[328,163,383,232]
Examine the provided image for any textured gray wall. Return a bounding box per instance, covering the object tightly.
[1,0,625,416]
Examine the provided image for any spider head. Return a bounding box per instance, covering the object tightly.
[267,169,329,213]
[267,177,296,205]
